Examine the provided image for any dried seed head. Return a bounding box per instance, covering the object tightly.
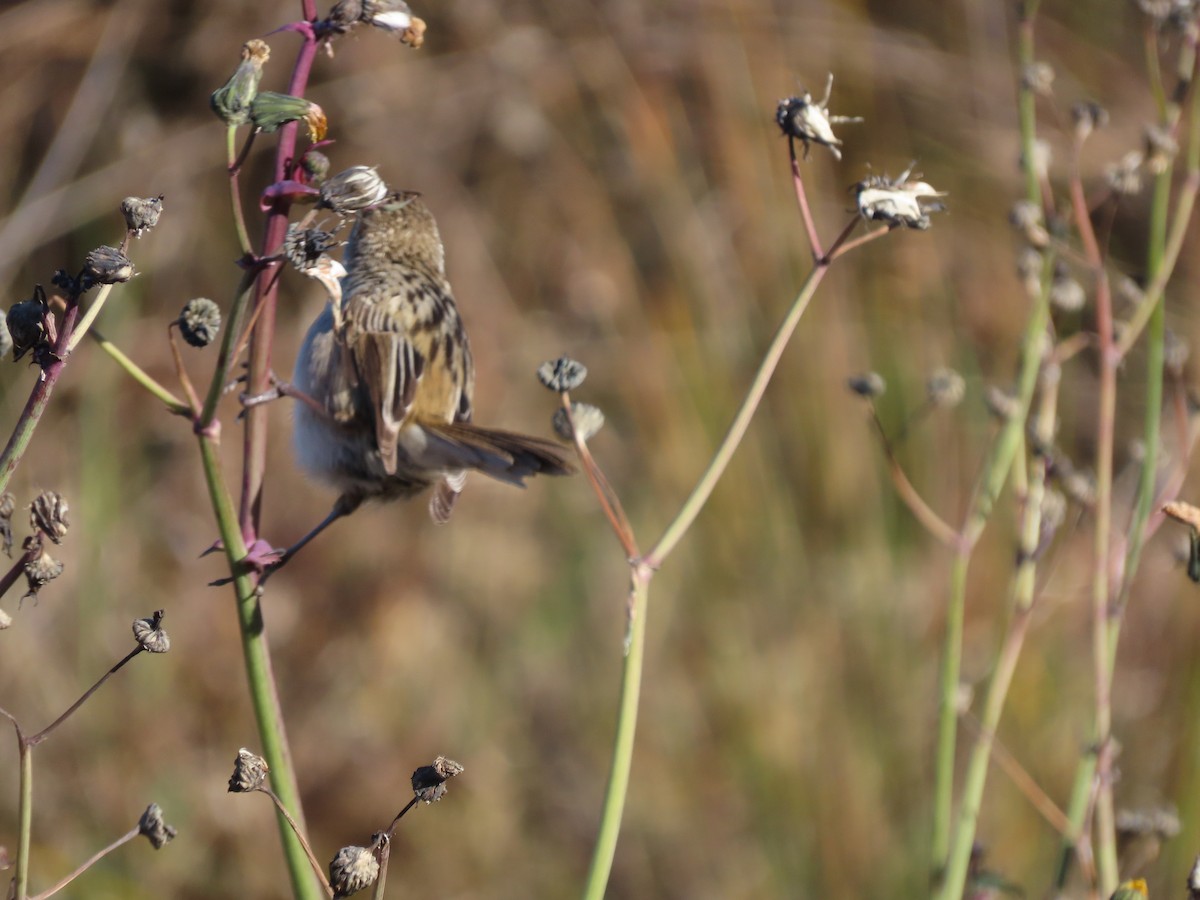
[138,803,177,849]
[0,492,15,558]
[0,309,13,361]
[319,166,389,214]
[284,224,339,272]
[228,748,270,793]
[121,196,164,237]
[984,385,1020,421]
[854,165,946,230]
[926,368,965,408]
[1021,60,1055,94]
[1106,151,1145,196]
[0,607,10,629]
[250,92,328,142]
[8,288,50,362]
[411,755,464,804]
[29,491,69,544]
[211,39,270,127]
[846,371,886,398]
[178,298,222,349]
[1145,124,1179,174]
[329,846,379,898]
[1050,263,1086,312]
[537,356,588,392]
[1115,806,1181,840]
[775,74,862,161]
[22,537,63,603]
[82,246,134,288]
[132,610,170,653]
[1071,100,1108,140]
[1165,329,1190,374]
[553,402,605,442]
[1009,200,1049,248]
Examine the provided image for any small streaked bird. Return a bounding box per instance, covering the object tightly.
[278,191,573,563]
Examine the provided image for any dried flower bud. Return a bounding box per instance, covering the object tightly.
[1071,100,1108,140]
[775,73,862,161]
[553,402,605,442]
[329,846,379,898]
[22,537,63,603]
[926,368,965,408]
[319,166,389,213]
[537,356,588,392]
[1106,151,1144,196]
[412,756,464,804]
[30,491,69,544]
[178,298,222,349]
[984,385,1020,421]
[854,166,946,230]
[228,748,270,793]
[250,92,328,142]
[133,610,170,653]
[846,371,886,398]
[82,246,134,288]
[301,151,331,185]
[1009,200,1049,248]
[1050,262,1086,312]
[0,607,10,629]
[284,224,339,272]
[0,492,15,558]
[138,803,177,849]
[211,39,270,127]
[1021,61,1055,94]
[8,287,50,362]
[121,196,164,237]
[1145,124,1178,174]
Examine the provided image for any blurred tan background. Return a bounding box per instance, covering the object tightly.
[2,0,1199,897]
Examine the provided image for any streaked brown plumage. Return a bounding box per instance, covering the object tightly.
[292,191,573,527]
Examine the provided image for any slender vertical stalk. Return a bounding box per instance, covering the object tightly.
[15,739,32,900]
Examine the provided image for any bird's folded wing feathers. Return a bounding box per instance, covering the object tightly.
[349,330,424,475]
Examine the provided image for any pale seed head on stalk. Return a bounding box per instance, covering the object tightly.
[121,196,164,237]
[775,73,862,161]
[227,748,270,793]
[854,164,946,230]
[329,845,379,898]
[846,372,886,398]
[132,610,171,653]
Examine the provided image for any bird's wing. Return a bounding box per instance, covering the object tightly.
[347,328,424,475]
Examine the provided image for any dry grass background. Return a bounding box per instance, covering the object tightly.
[1,0,1199,897]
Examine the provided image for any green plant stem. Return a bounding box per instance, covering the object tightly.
[940,369,1058,898]
[84,326,190,414]
[582,567,650,900]
[14,729,32,900]
[63,283,116,355]
[198,437,319,900]
[644,254,832,567]
[30,825,139,900]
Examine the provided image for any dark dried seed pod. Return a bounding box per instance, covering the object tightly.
[82,246,134,287]
[284,224,338,272]
[7,290,49,362]
[537,356,588,392]
[138,803,177,849]
[926,368,965,409]
[318,166,389,214]
[30,491,69,543]
[178,298,222,348]
[132,610,170,653]
[846,372,886,398]
[411,755,464,804]
[121,195,164,237]
[329,846,379,898]
[228,747,269,793]
[22,538,63,603]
